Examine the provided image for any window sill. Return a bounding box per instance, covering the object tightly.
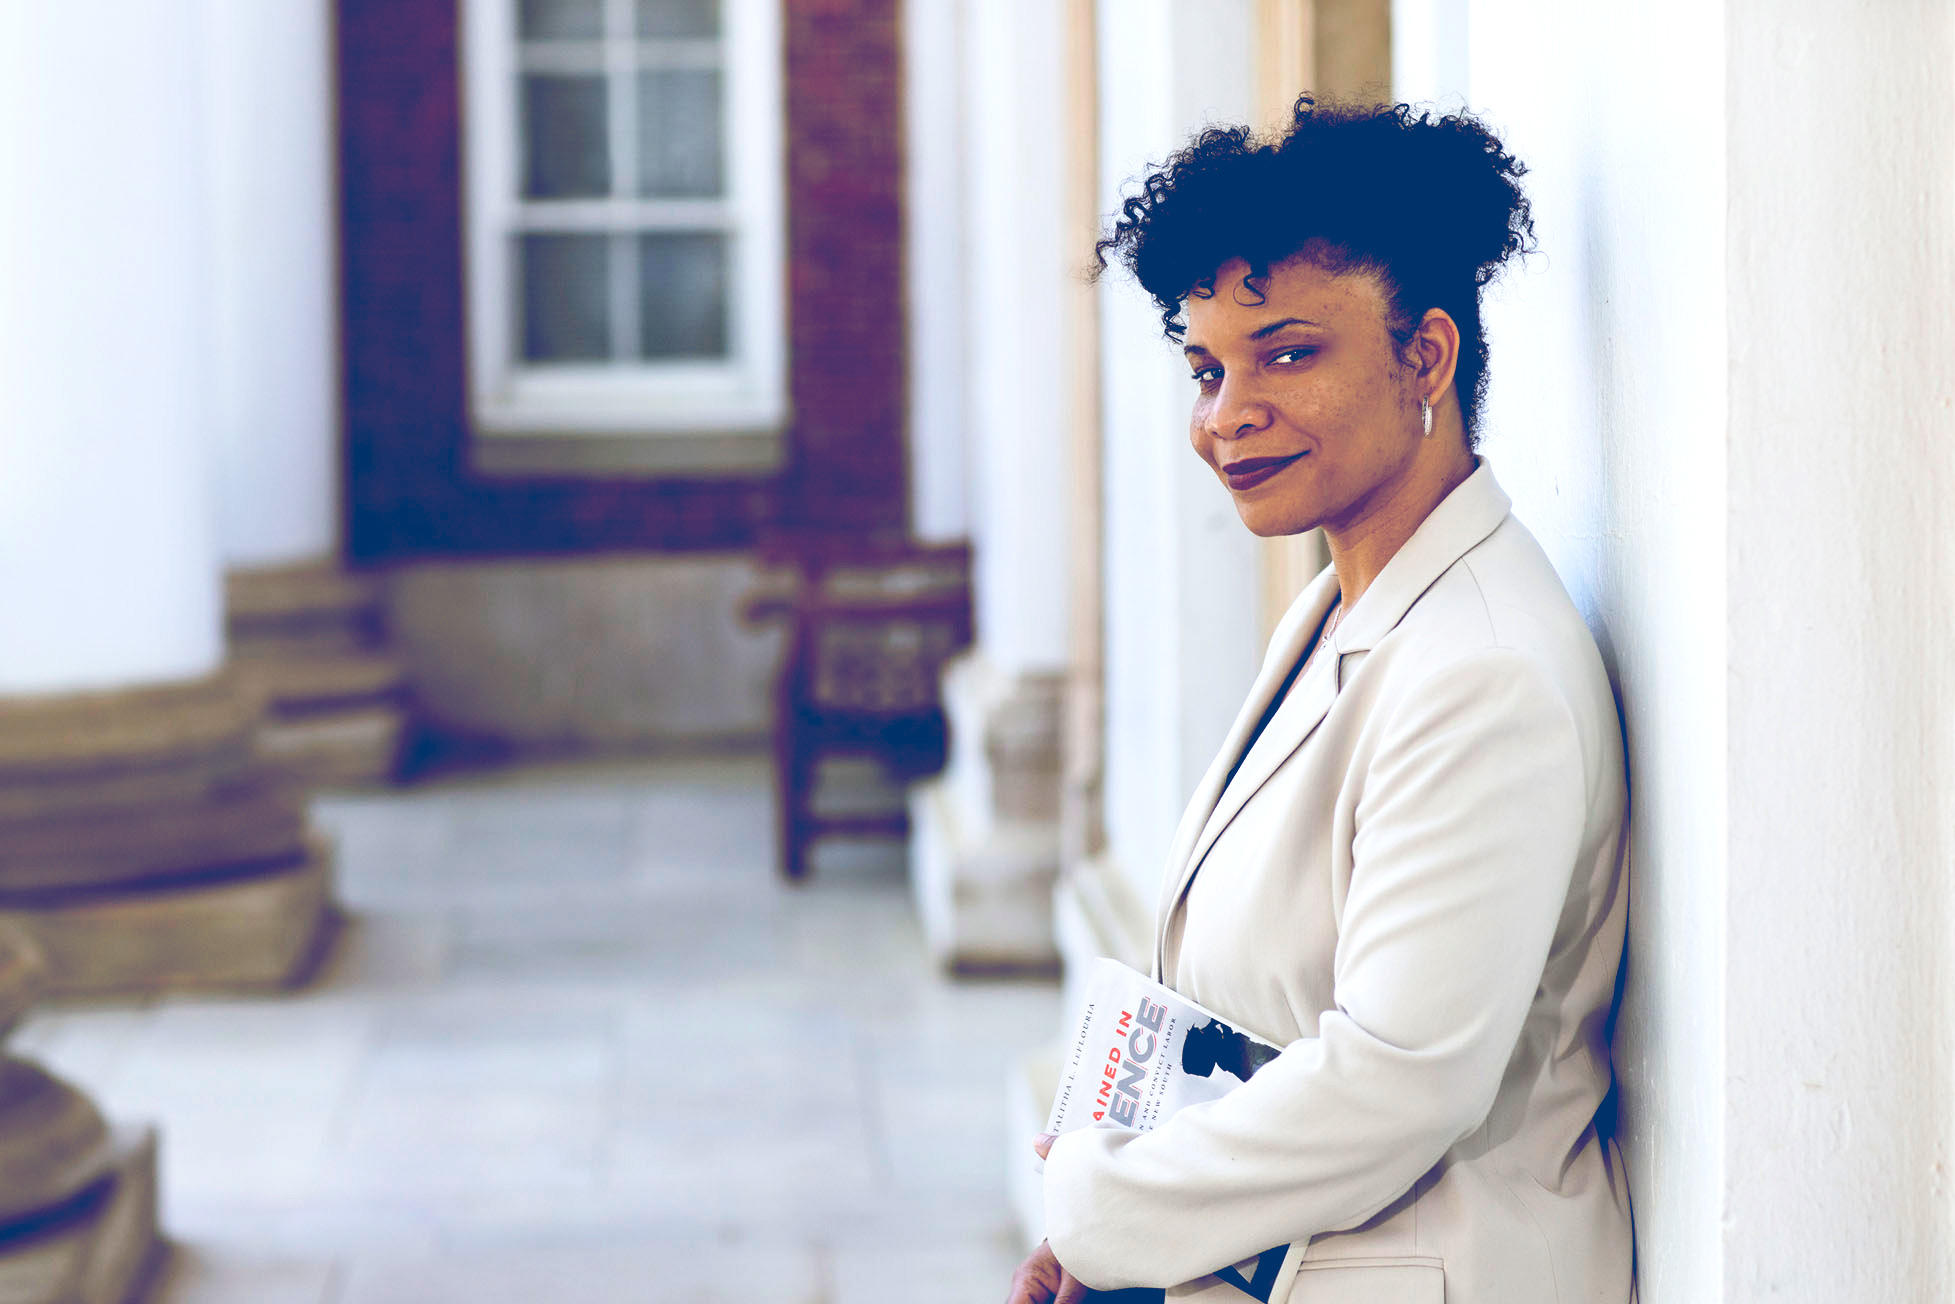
[469,425,784,479]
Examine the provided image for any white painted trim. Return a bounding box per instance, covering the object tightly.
[460,0,785,454]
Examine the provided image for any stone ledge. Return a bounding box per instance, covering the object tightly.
[0,779,305,896]
[0,740,256,828]
[226,561,382,626]
[0,845,336,999]
[0,674,259,779]
[259,707,407,790]
[236,652,408,717]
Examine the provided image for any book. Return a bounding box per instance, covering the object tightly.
[1042,958,1298,1303]
[1044,957,1283,1139]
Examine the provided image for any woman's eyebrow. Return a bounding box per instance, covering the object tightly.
[1248,316,1322,340]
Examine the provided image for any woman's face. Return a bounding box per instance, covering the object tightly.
[1183,256,1426,539]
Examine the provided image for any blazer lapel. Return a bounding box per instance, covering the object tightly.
[1176,632,1340,903]
[1331,459,1513,655]
[1151,460,1518,978]
[1153,566,1341,976]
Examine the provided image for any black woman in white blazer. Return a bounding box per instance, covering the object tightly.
[1009,100,1635,1304]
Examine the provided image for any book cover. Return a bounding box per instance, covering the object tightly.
[1042,958,1300,1303]
[1045,957,1282,1139]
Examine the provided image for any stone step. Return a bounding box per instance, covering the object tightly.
[0,779,305,896]
[0,674,258,780]
[225,560,384,626]
[0,844,335,998]
[236,651,408,718]
[258,706,408,790]
[0,738,255,828]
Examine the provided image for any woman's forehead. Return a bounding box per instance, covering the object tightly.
[1185,257,1389,342]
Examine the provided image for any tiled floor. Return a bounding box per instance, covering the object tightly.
[13,754,1059,1303]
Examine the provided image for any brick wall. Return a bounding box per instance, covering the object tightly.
[337,0,908,560]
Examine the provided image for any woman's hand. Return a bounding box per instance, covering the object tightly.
[1006,1240,1090,1303]
[1007,1134,1091,1303]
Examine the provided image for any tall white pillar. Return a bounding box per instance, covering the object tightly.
[0,2,221,697]
[1408,0,1955,1297]
[0,0,333,998]
[902,0,972,545]
[1002,0,1271,1243]
[1071,0,1265,987]
[198,0,409,789]
[907,0,1074,970]
[202,0,340,570]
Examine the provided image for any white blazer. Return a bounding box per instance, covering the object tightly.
[1043,463,1634,1303]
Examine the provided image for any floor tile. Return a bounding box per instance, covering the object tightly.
[9,755,1059,1304]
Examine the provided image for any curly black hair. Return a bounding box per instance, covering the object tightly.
[1095,96,1535,445]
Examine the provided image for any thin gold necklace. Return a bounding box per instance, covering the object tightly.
[1320,596,1346,647]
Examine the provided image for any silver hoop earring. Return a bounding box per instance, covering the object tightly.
[1420,398,1433,439]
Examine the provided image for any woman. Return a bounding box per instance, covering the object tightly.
[1008,100,1634,1303]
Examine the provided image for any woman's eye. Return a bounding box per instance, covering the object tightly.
[1272,347,1316,365]
[1190,367,1222,385]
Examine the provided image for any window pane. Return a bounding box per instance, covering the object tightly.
[522,233,613,361]
[635,0,719,38]
[520,0,604,39]
[639,233,728,358]
[522,75,611,198]
[637,69,722,197]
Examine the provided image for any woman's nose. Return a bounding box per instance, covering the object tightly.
[1208,378,1271,441]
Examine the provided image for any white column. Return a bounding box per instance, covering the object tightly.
[902,0,971,545]
[962,0,1071,677]
[0,1,221,696]
[1439,2,1728,1295]
[907,0,1074,969]
[1415,0,1955,1297]
[1086,0,1264,970]
[202,0,340,569]
[1010,0,1270,1242]
[1720,1,1954,1295]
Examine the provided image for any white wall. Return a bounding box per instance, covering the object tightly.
[202,0,340,568]
[903,0,972,544]
[1721,1,1955,1294]
[1405,0,1955,1297]
[1096,0,1264,913]
[1434,2,1730,1298]
[960,0,1072,675]
[0,2,223,696]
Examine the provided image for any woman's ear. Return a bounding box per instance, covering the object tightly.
[1412,308,1461,400]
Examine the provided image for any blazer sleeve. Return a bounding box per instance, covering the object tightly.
[1042,646,1591,1291]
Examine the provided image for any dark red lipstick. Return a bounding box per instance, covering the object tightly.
[1220,452,1305,491]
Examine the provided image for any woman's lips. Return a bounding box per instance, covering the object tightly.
[1221,451,1306,491]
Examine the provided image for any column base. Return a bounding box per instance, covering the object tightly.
[0,1124,161,1304]
[0,847,335,999]
[908,656,1063,973]
[0,928,159,1304]
[227,560,410,789]
[0,673,336,998]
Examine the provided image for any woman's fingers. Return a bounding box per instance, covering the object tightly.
[1033,1131,1056,1160]
[1005,1240,1067,1304]
[1053,1271,1093,1304]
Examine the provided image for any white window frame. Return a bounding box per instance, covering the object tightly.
[460,0,786,473]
